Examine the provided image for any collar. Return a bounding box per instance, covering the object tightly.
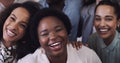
[98,31,120,51]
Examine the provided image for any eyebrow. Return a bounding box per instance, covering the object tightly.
[12,13,29,24]
[95,15,100,17]
[11,14,17,19]
[95,15,113,18]
[40,29,48,33]
[105,15,113,18]
[21,21,28,25]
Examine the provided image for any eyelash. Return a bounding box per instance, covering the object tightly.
[95,17,113,21]
[19,24,27,29]
[40,32,49,37]
[56,27,63,32]
[95,18,101,21]
[10,17,15,21]
[40,27,63,37]
[105,18,112,21]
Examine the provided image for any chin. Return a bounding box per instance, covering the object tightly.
[100,34,110,40]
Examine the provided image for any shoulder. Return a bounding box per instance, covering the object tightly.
[75,45,96,55]
[67,44,98,58]
[17,54,33,63]
[67,44,101,63]
[17,48,47,63]
[77,46,102,63]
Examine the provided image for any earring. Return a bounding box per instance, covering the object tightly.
[117,24,120,32]
[118,25,120,28]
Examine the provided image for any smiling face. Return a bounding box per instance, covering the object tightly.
[38,16,68,57]
[3,7,30,43]
[94,5,118,40]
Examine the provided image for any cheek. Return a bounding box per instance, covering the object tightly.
[18,29,25,38]
[110,21,117,30]
[94,21,98,28]
[59,31,68,39]
[3,19,10,28]
[39,37,48,47]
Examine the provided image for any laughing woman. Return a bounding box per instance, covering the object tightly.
[87,1,120,63]
[0,1,40,63]
[18,8,101,63]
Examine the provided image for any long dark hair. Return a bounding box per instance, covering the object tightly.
[0,1,41,60]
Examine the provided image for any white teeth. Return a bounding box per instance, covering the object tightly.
[50,42,61,47]
[7,30,16,37]
[100,29,108,32]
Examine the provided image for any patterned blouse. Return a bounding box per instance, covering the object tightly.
[0,41,16,63]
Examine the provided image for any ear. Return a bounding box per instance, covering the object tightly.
[117,19,120,27]
[116,19,120,32]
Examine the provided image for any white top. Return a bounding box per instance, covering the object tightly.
[17,44,102,63]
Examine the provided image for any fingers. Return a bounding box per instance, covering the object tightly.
[84,43,88,47]
[71,41,82,50]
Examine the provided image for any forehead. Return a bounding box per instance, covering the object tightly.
[38,16,64,28]
[11,7,30,22]
[96,5,116,16]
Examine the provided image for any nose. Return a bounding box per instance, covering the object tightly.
[99,19,106,27]
[49,32,57,40]
[9,23,18,31]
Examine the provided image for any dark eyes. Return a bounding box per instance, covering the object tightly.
[95,17,113,22]
[10,16,15,21]
[19,23,27,29]
[55,27,63,32]
[40,32,49,37]
[40,27,63,37]
[105,18,112,21]
[10,16,27,29]
[95,17,101,21]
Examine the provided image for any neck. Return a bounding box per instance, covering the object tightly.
[47,49,67,63]
[103,33,115,46]
[1,39,15,48]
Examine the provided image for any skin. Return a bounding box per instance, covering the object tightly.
[94,5,119,45]
[96,0,102,4]
[38,16,68,63]
[3,7,30,47]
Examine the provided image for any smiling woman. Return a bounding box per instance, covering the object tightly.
[0,1,40,63]
[87,1,120,63]
[17,8,102,63]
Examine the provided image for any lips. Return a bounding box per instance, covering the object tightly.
[99,28,109,32]
[49,42,61,47]
[97,28,110,34]
[6,29,16,37]
[48,42,62,51]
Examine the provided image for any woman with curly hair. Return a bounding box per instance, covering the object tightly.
[18,8,101,63]
[0,1,40,63]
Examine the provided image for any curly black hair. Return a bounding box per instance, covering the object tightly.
[30,8,72,50]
